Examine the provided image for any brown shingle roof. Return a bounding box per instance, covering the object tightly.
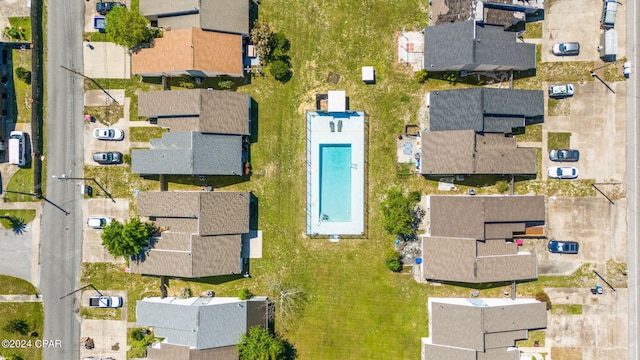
[420,130,536,175]
[138,191,250,236]
[132,28,243,77]
[139,89,250,135]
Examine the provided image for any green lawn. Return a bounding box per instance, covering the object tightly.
[4,167,37,202]
[8,17,31,41]
[516,329,546,347]
[548,132,571,150]
[129,126,167,142]
[0,209,36,229]
[523,22,542,38]
[551,304,583,315]
[0,275,38,295]
[515,124,543,142]
[13,49,32,123]
[0,302,44,360]
[80,306,122,321]
[84,105,124,126]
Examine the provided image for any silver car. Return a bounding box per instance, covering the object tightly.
[552,42,580,56]
[547,166,579,179]
[93,128,124,141]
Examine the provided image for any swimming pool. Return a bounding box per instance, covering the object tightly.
[319,144,352,222]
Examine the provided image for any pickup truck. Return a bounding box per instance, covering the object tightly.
[89,296,123,308]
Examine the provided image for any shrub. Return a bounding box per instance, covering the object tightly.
[3,319,30,335]
[178,75,196,89]
[414,69,429,83]
[385,250,402,272]
[15,67,31,84]
[535,291,552,310]
[497,181,510,193]
[446,71,457,85]
[272,32,290,59]
[122,153,131,165]
[217,80,234,89]
[238,288,253,300]
[269,60,291,83]
[380,188,422,239]
[130,328,146,341]
[178,287,193,299]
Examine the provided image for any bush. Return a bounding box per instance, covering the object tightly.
[414,69,429,83]
[497,181,510,193]
[535,291,552,310]
[15,67,31,84]
[380,188,422,239]
[130,328,146,341]
[269,60,291,83]
[178,75,196,89]
[217,80,234,89]
[385,250,402,272]
[178,287,193,299]
[3,319,30,335]
[238,288,253,300]
[122,153,131,165]
[272,32,290,59]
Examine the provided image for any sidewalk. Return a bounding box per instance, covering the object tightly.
[0,294,42,302]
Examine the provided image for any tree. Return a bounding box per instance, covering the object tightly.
[105,6,152,49]
[102,218,154,258]
[238,327,286,360]
[380,188,422,239]
[3,319,30,335]
[385,250,402,272]
[0,215,27,235]
[269,60,291,83]
[238,288,254,300]
[15,67,31,84]
[271,32,290,59]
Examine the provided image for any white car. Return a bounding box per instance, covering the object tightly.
[547,166,579,179]
[548,84,574,98]
[87,217,114,229]
[93,128,124,141]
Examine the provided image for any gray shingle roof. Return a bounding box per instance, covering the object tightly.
[140,0,249,34]
[136,297,269,350]
[428,88,543,133]
[424,21,536,71]
[146,343,239,360]
[139,89,251,135]
[424,298,547,359]
[131,132,243,175]
[420,130,536,175]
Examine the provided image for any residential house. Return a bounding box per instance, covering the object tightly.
[140,0,252,35]
[422,297,547,360]
[420,195,545,283]
[130,191,250,278]
[132,27,244,78]
[137,296,270,360]
[427,88,544,134]
[132,89,252,176]
[419,130,536,176]
[423,21,536,72]
[431,0,544,29]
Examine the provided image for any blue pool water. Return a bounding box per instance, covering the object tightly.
[319,144,352,222]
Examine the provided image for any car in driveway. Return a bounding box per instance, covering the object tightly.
[548,240,579,254]
[549,149,580,162]
[96,1,125,15]
[87,217,114,229]
[547,166,579,179]
[93,128,124,141]
[548,84,574,98]
[552,42,580,56]
[93,151,123,164]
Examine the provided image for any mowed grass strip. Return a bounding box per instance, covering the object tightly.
[0,209,36,229]
[4,167,36,202]
[0,302,44,360]
[0,275,38,295]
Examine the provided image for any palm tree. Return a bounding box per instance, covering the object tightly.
[0,216,26,235]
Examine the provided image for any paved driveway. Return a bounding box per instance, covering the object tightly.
[82,198,130,263]
[80,319,127,360]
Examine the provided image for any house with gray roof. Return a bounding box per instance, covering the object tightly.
[137,296,270,360]
[132,132,244,175]
[138,89,252,135]
[431,0,544,29]
[130,191,250,278]
[423,21,536,72]
[427,88,544,134]
[420,195,545,283]
[140,0,253,35]
[419,130,536,176]
[422,297,547,360]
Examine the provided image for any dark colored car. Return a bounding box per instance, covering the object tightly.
[548,240,579,254]
[93,151,123,164]
[549,149,580,162]
[96,1,125,15]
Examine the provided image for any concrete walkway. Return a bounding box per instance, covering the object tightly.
[0,294,42,302]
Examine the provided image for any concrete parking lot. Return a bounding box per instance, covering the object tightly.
[542,0,626,63]
[542,81,627,182]
[82,198,130,263]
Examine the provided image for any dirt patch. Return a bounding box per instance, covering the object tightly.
[551,347,582,360]
[548,98,570,116]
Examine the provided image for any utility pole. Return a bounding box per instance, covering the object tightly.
[59,65,119,105]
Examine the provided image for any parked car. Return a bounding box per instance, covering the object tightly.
[549,149,580,162]
[88,295,123,308]
[547,166,579,179]
[96,1,125,15]
[93,151,123,164]
[548,240,579,254]
[548,84,574,98]
[87,217,114,229]
[552,42,580,56]
[93,128,124,141]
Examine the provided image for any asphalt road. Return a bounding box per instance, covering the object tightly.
[40,0,85,359]
[627,0,639,357]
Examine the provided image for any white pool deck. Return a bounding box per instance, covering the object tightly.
[306,111,365,235]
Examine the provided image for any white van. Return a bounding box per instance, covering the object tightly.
[8,130,26,167]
